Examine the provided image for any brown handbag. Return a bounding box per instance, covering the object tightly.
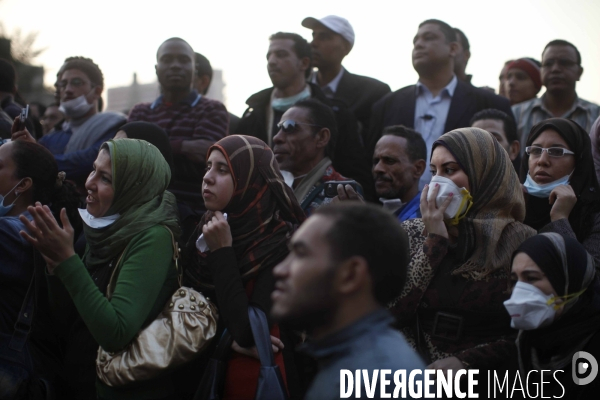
[95,227,218,387]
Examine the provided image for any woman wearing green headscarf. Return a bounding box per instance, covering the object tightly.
[20,139,181,400]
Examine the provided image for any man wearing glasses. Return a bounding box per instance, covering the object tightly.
[513,40,600,152]
[15,57,126,190]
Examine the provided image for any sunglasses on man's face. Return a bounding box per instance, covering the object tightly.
[277,120,322,133]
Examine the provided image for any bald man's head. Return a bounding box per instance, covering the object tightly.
[156,37,194,60]
[155,37,195,92]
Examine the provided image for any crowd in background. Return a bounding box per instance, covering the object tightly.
[1,14,600,400]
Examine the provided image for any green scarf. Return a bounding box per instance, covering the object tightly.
[83,139,181,269]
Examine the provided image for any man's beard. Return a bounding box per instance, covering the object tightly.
[375,176,406,199]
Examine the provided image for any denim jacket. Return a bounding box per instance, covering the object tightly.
[302,309,426,399]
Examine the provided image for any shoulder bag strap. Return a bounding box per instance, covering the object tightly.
[106,226,180,300]
[9,267,36,352]
[106,243,131,300]
[162,225,181,287]
[247,306,275,367]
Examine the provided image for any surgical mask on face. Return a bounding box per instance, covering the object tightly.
[427,175,473,225]
[523,173,571,198]
[504,282,556,330]
[503,281,585,330]
[0,180,23,217]
[78,208,120,229]
[59,91,94,119]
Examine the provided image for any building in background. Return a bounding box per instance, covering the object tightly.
[0,37,54,105]
[107,70,226,114]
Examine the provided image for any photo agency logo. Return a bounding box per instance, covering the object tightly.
[338,356,599,399]
[572,351,598,386]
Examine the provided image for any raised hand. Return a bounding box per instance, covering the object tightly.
[19,202,75,272]
[420,183,453,239]
[549,185,577,222]
[11,116,36,143]
[202,211,232,251]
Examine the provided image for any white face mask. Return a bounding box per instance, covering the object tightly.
[380,198,403,212]
[504,281,557,330]
[78,208,120,229]
[59,92,94,119]
[427,175,473,225]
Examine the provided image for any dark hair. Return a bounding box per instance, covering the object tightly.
[195,52,213,80]
[194,52,213,95]
[293,98,337,159]
[470,109,518,144]
[269,32,312,78]
[58,56,104,87]
[418,19,456,43]
[0,58,16,92]
[29,101,47,117]
[454,28,470,51]
[11,141,82,232]
[543,39,581,65]
[524,57,542,68]
[315,203,410,305]
[381,125,427,162]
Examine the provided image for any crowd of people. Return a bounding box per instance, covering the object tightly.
[1,14,600,400]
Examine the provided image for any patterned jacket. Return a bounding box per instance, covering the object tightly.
[388,218,517,369]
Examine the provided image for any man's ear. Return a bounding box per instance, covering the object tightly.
[413,159,427,179]
[509,140,521,161]
[342,40,352,57]
[576,65,583,82]
[315,127,331,149]
[464,49,471,64]
[448,41,459,58]
[299,57,311,75]
[335,256,370,296]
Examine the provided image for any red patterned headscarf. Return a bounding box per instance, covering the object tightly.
[184,135,306,287]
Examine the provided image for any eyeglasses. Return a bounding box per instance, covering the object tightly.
[276,120,322,133]
[541,58,579,69]
[525,146,575,157]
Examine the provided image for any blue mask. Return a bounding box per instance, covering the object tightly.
[523,173,571,198]
[0,180,23,217]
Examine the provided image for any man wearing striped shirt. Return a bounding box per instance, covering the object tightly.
[513,39,600,152]
[128,37,228,219]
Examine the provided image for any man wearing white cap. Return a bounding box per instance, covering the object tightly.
[302,15,390,143]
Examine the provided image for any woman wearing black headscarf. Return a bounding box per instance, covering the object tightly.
[520,118,600,266]
[506,232,600,399]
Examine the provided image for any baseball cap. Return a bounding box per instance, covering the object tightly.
[302,15,355,47]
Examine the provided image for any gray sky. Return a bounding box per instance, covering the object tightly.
[2,0,599,116]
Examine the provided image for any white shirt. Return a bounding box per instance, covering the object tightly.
[413,75,458,189]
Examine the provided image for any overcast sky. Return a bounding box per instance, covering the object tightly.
[2,0,599,116]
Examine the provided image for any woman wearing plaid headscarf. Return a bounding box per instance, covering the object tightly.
[184,135,306,399]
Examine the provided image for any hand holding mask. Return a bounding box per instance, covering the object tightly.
[426,176,473,225]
